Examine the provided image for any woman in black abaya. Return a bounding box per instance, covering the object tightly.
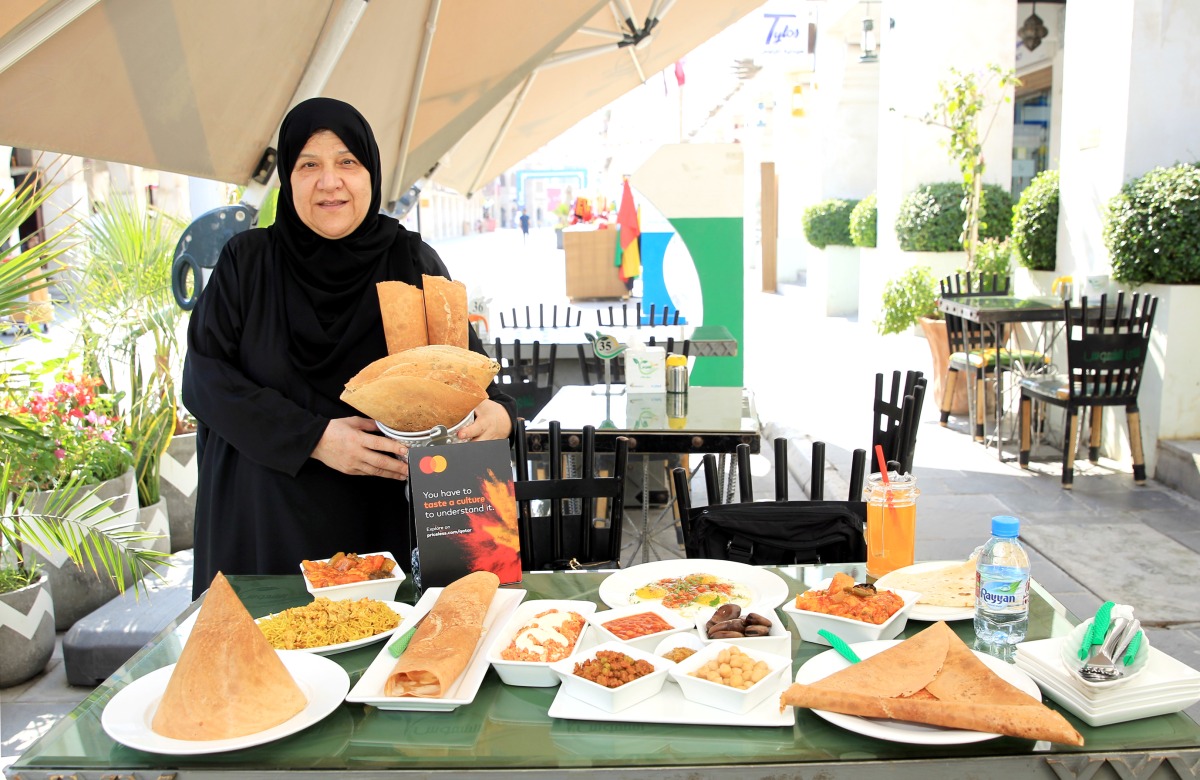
[183,97,514,598]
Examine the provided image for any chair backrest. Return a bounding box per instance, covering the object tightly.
[493,339,556,418]
[645,335,690,357]
[1064,292,1157,405]
[940,273,1010,356]
[594,302,685,328]
[871,370,926,474]
[576,343,627,385]
[513,418,629,569]
[499,304,581,329]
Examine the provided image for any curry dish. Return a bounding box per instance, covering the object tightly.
[793,572,904,625]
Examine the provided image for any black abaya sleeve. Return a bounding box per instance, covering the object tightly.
[182,240,328,476]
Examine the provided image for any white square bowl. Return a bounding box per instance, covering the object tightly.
[299,551,404,602]
[487,599,597,687]
[693,603,791,656]
[781,587,920,645]
[668,642,792,714]
[585,603,693,651]
[549,640,671,712]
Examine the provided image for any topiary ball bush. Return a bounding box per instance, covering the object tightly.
[895,182,1013,252]
[1104,162,1200,285]
[850,193,877,248]
[1012,169,1058,270]
[802,198,859,250]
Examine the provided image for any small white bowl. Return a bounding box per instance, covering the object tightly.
[654,632,706,665]
[585,603,693,651]
[782,585,920,645]
[487,599,597,687]
[1058,618,1151,691]
[376,411,474,446]
[300,551,404,602]
[668,642,791,714]
[549,640,670,712]
[694,603,790,650]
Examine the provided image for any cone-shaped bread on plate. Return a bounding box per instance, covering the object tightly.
[345,346,499,392]
[386,571,500,697]
[422,274,469,348]
[377,281,429,354]
[779,621,1084,746]
[341,369,486,432]
[151,572,306,740]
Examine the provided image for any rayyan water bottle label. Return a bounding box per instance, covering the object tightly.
[977,577,1029,611]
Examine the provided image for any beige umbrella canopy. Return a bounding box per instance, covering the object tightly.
[0,0,762,204]
[433,0,764,197]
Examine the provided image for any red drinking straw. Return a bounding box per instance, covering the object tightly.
[874,444,897,551]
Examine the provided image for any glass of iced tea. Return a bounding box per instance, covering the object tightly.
[863,472,919,578]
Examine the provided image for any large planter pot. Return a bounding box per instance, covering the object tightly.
[138,498,172,556]
[26,468,138,631]
[808,246,860,317]
[0,571,56,687]
[161,431,198,552]
[917,317,968,415]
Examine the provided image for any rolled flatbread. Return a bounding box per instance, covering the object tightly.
[386,571,500,697]
[780,621,1083,746]
[377,281,429,354]
[151,572,306,740]
[422,274,468,348]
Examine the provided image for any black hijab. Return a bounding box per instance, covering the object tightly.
[270,97,409,379]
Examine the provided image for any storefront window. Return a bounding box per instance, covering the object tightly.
[1012,88,1050,197]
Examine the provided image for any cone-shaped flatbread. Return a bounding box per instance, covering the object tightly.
[780,622,1083,746]
[377,281,429,354]
[386,571,500,697]
[422,274,468,348]
[151,573,306,740]
[340,370,485,432]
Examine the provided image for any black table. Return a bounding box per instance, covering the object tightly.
[937,295,1065,459]
[11,569,1200,779]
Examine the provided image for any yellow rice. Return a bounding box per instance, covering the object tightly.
[258,597,401,650]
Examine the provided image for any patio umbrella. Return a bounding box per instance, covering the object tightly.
[432,0,764,197]
[0,0,608,206]
[0,0,762,205]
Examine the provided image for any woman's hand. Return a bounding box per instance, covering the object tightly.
[457,399,513,442]
[312,417,410,479]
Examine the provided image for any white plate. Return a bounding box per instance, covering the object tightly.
[549,662,794,727]
[256,601,415,656]
[794,639,1042,745]
[101,652,349,755]
[874,561,975,622]
[346,587,525,711]
[598,559,790,618]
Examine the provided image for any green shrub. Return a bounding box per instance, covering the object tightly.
[970,238,1013,283]
[1104,162,1200,285]
[850,194,877,248]
[802,198,859,249]
[895,182,1013,252]
[1012,170,1059,270]
[877,266,939,336]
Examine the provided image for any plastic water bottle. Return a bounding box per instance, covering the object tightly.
[974,515,1030,647]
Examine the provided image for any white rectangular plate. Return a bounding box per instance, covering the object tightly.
[346,586,525,711]
[548,665,794,727]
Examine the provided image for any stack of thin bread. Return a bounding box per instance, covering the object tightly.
[340,276,499,431]
[780,621,1084,745]
[151,573,307,740]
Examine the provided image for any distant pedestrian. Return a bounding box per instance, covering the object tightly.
[519,212,530,243]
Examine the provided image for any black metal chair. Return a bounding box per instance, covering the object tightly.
[499,303,582,329]
[1018,292,1158,489]
[871,370,927,475]
[671,440,868,565]
[595,301,684,328]
[493,338,556,419]
[514,418,630,569]
[576,340,627,385]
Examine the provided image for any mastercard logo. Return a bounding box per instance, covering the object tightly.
[417,455,448,474]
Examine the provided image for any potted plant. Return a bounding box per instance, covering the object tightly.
[802,198,861,317]
[0,176,163,681]
[850,194,877,249]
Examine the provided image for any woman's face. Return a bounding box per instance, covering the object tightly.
[290,130,372,240]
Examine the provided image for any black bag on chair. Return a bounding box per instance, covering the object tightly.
[684,501,867,566]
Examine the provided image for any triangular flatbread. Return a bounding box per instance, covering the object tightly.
[422,274,468,348]
[151,572,307,740]
[780,622,1083,745]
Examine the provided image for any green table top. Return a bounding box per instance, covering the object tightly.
[11,566,1200,779]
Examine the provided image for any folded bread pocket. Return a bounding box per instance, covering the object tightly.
[340,369,485,432]
[779,621,1083,746]
[377,281,429,354]
[386,571,500,697]
[151,572,307,740]
[422,274,469,348]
